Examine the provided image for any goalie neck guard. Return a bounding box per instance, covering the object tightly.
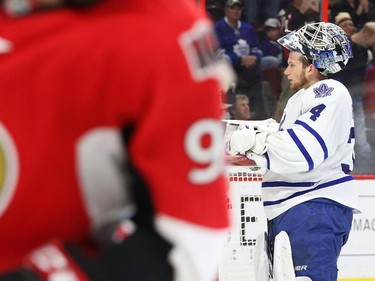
[277,22,353,75]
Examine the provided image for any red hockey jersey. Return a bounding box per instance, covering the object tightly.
[0,0,232,280]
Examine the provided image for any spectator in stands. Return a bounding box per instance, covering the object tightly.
[243,0,280,29]
[333,18,375,173]
[260,18,283,71]
[364,56,375,117]
[330,0,375,30]
[335,11,357,35]
[258,18,283,118]
[227,94,252,120]
[278,0,320,32]
[205,0,225,23]
[215,0,272,119]
[363,57,375,155]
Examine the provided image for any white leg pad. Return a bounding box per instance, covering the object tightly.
[273,231,295,281]
[295,277,312,281]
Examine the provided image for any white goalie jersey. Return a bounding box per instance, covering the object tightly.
[261,78,361,219]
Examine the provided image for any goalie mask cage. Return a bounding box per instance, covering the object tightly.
[219,165,268,281]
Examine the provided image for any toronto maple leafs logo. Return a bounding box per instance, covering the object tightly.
[233,39,250,57]
[313,83,334,98]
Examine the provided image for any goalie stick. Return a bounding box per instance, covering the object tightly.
[222,119,280,136]
[254,231,303,281]
[222,119,276,128]
[253,231,273,281]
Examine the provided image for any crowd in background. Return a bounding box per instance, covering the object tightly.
[208,0,375,174]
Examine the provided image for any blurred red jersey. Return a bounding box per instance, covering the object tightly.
[0,0,232,279]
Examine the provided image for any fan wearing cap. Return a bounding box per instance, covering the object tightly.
[330,0,375,30]
[259,18,283,70]
[215,0,271,119]
[228,22,360,281]
[215,0,262,71]
[335,12,356,36]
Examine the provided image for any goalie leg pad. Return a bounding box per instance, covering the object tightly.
[273,231,295,281]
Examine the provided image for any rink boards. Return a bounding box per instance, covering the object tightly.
[338,175,375,281]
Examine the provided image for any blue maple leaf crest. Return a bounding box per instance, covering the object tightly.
[313,83,334,98]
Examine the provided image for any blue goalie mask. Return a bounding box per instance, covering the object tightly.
[277,22,353,75]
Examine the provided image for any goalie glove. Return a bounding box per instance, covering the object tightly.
[245,152,267,167]
[229,128,268,155]
[0,240,104,281]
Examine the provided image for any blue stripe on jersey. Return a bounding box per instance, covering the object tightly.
[263,175,354,206]
[262,181,315,187]
[295,120,328,159]
[348,127,355,143]
[287,128,314,170]
[341,163,351,174]
[265,152,270,169]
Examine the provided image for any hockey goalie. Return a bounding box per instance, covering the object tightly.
[225,21,361,281]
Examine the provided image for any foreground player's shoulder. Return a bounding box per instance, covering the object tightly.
[110,0,220,69]
[129,0,207,38]
[131,0,234,88]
